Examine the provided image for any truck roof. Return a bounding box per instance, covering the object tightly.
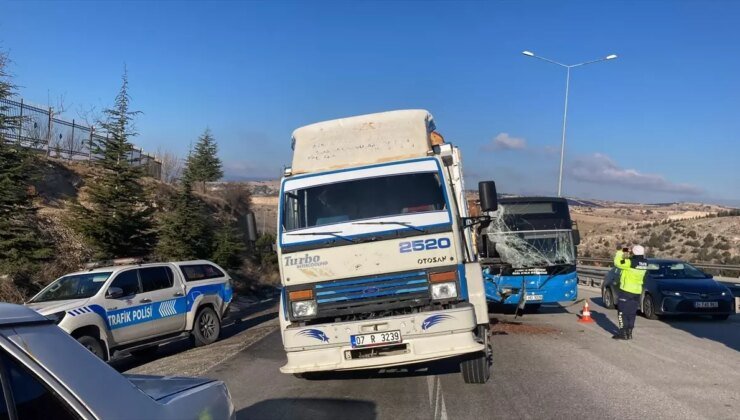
[290,109,436,174]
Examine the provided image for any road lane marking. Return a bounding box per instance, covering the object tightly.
[427,375,448,420]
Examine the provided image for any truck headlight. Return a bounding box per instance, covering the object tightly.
[291,300,317,318]
[661,290,682,297]
[431,282,458,300]
[45,311,66,325]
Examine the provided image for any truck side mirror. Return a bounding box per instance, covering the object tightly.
[478,181,498,212]
[246,212,258,242]
[106,287,124,299]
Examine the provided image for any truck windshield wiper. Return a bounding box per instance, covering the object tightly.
[286,231,356,243]
[352,221,426,233]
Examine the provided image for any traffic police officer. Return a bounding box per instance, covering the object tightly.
[612,245,648,340]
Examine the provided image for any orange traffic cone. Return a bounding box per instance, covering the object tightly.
[578,301,594,323]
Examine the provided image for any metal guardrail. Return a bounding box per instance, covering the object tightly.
[578,257,740,275]
[576,265,740,298]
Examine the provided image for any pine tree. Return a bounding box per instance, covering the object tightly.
[156,179,213,260]
[184,128,223,192]
[211,220,246,270]
[72,70,155,259]
[0,51,53,287]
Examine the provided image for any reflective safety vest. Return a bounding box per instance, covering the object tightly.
[613,250,647,295]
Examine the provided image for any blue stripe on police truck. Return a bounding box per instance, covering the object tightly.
[70,283,232,331]
[104,298,187,330]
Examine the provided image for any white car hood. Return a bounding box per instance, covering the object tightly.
[25,299,91,316]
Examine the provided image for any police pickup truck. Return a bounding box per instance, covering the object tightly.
[26,259,233,360]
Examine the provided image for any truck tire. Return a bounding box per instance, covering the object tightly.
[461,352,490,384]
[461,326,491,384]
[77,335,105,360]
[192,307,221,347]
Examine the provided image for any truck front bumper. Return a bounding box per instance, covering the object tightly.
[280,304,483,373]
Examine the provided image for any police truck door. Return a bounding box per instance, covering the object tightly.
[104,267,186,345]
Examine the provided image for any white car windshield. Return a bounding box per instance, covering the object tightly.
[31,272,112,303]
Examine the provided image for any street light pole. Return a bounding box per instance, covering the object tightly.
[522,51,617,197]
[558,67,570,198]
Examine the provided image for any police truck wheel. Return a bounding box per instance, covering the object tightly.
[602,287,615,309]
[77,335,105,359]
[642,294,658,320]
[192,307,221,347]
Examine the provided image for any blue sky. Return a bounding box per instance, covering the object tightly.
[3,0,739,205]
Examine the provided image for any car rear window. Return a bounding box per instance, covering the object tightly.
[180,264,225,281]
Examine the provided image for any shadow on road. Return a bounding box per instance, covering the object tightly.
[588,310,619,335]
[112,299,278,372]
[238,398,377,420]
[295,357,464,382]
[662,315,740,352]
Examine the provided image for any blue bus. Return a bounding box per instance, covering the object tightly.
[476,197,580,312]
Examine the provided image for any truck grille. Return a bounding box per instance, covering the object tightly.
[314,270,430,316]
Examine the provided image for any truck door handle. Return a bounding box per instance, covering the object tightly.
[108,307,118,311]
[139,298,152,303]
[173,292,184,297]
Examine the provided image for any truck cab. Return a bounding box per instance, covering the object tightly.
[277,110,496,383]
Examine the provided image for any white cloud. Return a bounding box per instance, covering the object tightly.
[569,153,704,195]
[483,133,527,151]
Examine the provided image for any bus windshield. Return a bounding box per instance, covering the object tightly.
[30,272,112,303]
[282,172,447,231]
[486,230,575,268]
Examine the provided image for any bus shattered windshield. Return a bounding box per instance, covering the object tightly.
[480,200,576,269]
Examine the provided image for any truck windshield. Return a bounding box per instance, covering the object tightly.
[283,172,446,231]
[30,272,112,303]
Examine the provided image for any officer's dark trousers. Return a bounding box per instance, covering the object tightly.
[616,291,640,330]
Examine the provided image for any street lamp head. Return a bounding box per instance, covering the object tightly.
[606,54,618,60]
[522,51,535,57]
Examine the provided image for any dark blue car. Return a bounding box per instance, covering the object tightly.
[601,259,735,320]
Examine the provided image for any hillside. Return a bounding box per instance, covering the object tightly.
[1,157,269,302]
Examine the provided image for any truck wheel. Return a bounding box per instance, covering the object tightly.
[77,335,105,360]
[461,352,490,384]
[461,326,491,384]
[192,307,221,347]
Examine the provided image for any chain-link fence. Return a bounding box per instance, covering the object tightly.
[0,97,161,179]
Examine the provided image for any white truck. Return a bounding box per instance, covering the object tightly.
[26,260,233,360]
[277,109,498,383]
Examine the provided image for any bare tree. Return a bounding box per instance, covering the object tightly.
[61,130,85,158]
[157,147,183,184]
[220,182,252,217]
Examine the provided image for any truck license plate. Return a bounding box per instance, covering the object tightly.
[350,330,402,348]
[694,301,718,308]
[525,294,543,301]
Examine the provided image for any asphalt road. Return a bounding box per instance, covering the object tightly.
[126,287,740,420]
